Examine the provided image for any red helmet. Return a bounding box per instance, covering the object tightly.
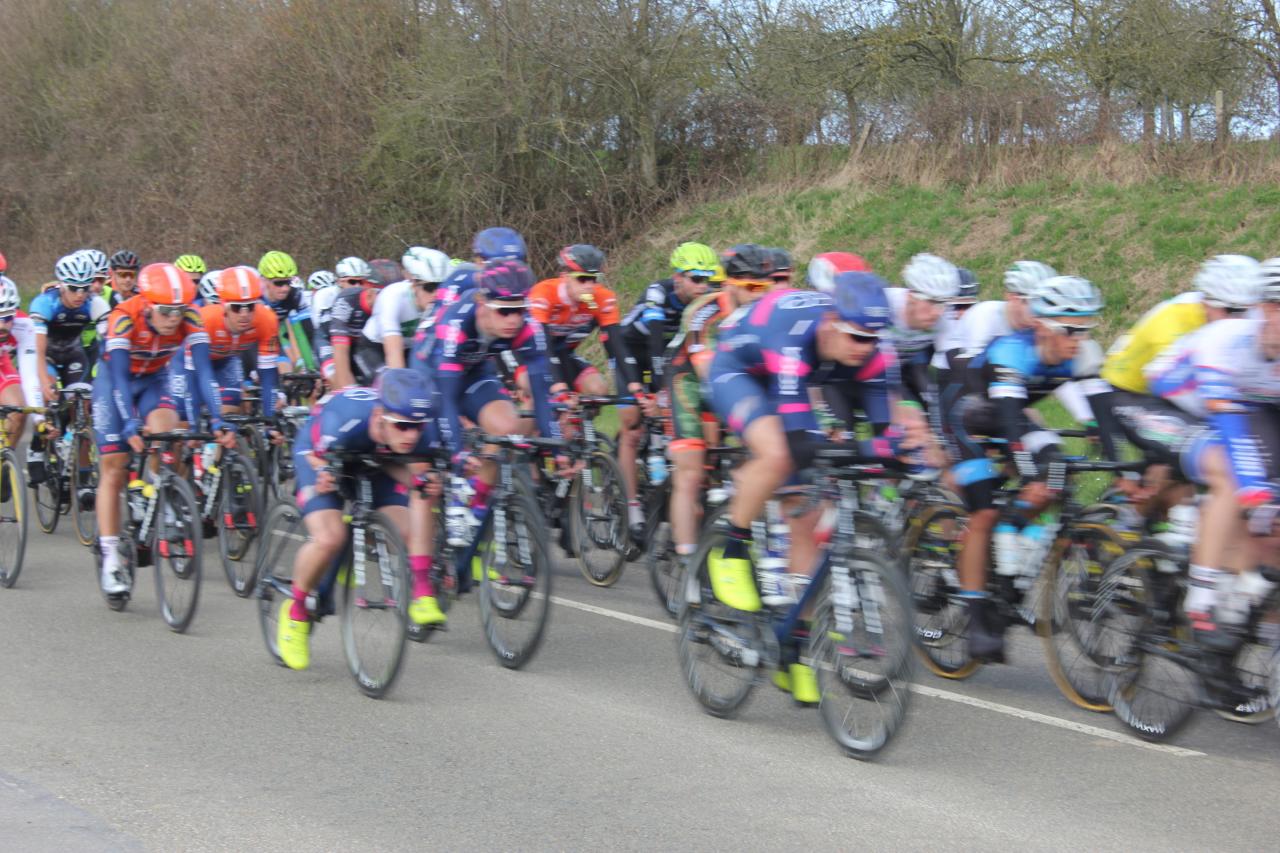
[138,262,196,306]
[807,251,870,293]
[218,265,264,303]
[0,251,6,273]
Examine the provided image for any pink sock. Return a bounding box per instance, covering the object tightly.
[411,555,435,599]
[289,585,309,622]
[470,480,493,511]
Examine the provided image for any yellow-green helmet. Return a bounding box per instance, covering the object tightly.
[669,242,717,275]
[175,254,207,275]
[258,250,298,280]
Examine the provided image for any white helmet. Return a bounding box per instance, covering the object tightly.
[1261,257,1280,302]
[901,253,960,300]
[0,275,19,313]
[335,256,373,280]
[402,246,451,284]
[1003,260,1057,296]
[307,270,337,290]
[1031,275,1104,318]
[55,252,97,285]
[79,248,110,278]
[1195,254,1263,310]
[199,270,222,304]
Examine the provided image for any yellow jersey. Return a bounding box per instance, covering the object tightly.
[1101,292,1206,394]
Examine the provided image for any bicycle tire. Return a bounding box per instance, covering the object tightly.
[255,503,306,665]
[900,503,981,679]
[0,448,29,588]
[217,454,263,596]
[32,436,63,534]
[477,472,553,669]
[341,511,410,698]
[153,475,202,633]
[811,550,915,759]
[71,430,98,546]
[1037,520,1136,712]
[570,450,629,587]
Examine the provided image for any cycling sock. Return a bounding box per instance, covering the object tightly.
[721,523,751,561]
[627,501,644,527]
[290,585,310,622]
[470,480,492,512]
[1185,564,1223,616]
[410,555,435,599]
[99,536,119,570]
[958,589,987,600]
[676,543,696,557]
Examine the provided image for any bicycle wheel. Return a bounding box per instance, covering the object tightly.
[71,430,99,546]
[32,436,64,535]
[811,551,915,759]
[153,475,202,633]
[255,503,307,665]
[1104,544,1197,742]
[1038,521,1138,711]
[341,511,410,698]
[477,473,553,669]
[676,530,760,718]
[900,503,980,679]
[217,454,263,596]
[0,448,29,588]
[570,450,629,587]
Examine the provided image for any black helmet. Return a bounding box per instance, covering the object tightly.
[769,247,793,279]
[954,267,979,303]
[109,249,140,271]
[720,243,774,280]
[558,244,605,275]
[368,258,403,288]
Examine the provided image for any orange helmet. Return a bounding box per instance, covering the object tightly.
[218,265,264,303]
[138,262,196,306]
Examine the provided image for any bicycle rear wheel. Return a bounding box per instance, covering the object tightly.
[153,475,202,633]
[341,511,410,698]
[811,551,915,759]
[217,454,263,596]
[900,503,980,679]
[478,474,553,669]
[571,451,629,587]
[71,430,99,546]
[33,437,64,534]
[0,448,29,588]
[255,502,307,665]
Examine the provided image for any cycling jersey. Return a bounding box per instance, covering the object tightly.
[309,285,343,379]
[28,289,110,352]
[665,290,736,447]
[621,278,692,392]
[362,280,424,346]
[178,303,280,420]
[882,287,940,408]
[1102,292,1207,395]
[263,284,305,324]
[528,278,635,390]
[412,290,558,456]
[328,288,381,383]
[0,314,41,406]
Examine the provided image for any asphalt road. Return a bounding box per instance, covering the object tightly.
[3,508,1279,852]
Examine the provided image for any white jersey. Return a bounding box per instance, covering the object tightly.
[360,279,422,344]
[311,285,341,327]
[8,316,44,413]
[930,306,968,369]
[883,287,938,357]
[1146,317,1280,417]
[956,300,1013,357]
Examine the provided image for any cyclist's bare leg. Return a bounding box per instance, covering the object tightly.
[294,508,346,595]
[670,444,705,554]
[959,508,999,592]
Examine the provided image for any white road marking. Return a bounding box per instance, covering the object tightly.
[552,594,1207,758]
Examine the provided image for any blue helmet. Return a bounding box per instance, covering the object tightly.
[472,227,527,262]
[954,267,979,304]
[377,368,432,422]
[830,271,891,333]
[441,263,479,296]
[478,259,534,302]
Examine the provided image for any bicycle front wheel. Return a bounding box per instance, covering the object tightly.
[153,475,202,633]
[33,437,63,534]
[341,511,410,698]
[71,429,99,546]
[0,448,29,588]
[478,474,553,669]
[900,503,980,679]
[217,453,263,596]
[571,451,629,587]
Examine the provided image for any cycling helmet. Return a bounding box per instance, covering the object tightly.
[1261,257,1280,302]
[55,252,97,286]
[81,249,110,278]
[138,262,196,305]
[710,264,727,285]
[831,272,892,333]
[669,242,717,275]
[257,250,297,280]
[0,276,19,313]
[472,227,527,262]
[109,249,140,271]
[402,247,451,283]
[558,244,605,275]
[0,252,6,273]
[807,251,870,293]
[1003,260,1057,296]
[307,270,337,290]
[1030,275,1104,318]
[198,270,222,304]
[769,248,793,278]
[441,264,479,299]
[901,253,960,300]
[218,266,264,303]
[478,259,534,302]
[334,256,373,281]
[377,368,432,423]
[953,268,979,304]
[175,254,207,276]
[720,243,774,281]
[1194,254,1263,310]
[369,258,403,287]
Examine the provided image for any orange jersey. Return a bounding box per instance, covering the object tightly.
[199,302,280,368]
[528,278,621,349]
[103,295,207,376]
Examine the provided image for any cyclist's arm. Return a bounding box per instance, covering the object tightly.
[187,338,227,433]
[104,342,139,434]
[382,332,406,370]
[258,312,282,417]
[600,323,639,390]
[519,331,562,439]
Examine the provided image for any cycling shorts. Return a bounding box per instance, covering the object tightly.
[46,344,90,390]
[352,339,386,386]
[1104,388,1204,467]
[92,370,175,455]
[294,455,410,517]
[522,354,600,394]
[947,394,1062,512]
[439,367,511,424]
[670,364,714,450]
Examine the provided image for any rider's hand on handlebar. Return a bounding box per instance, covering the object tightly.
[214,427,239,450]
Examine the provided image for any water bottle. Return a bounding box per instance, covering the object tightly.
[994,521,1022,577]
[127,478,148,524]
[646,434,668,485]
[1156,501,1197,552]
[201,442,219,474]
[761,501,790,572]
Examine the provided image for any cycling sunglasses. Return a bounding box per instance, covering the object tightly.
[268,278,293,287]
[491,304,526,317]
[414,280,440,292]
[382,416,426,432]
[226,302,256,314]
[0,314,15,323]
[728,277,771,292]
[1043,319,1094,337]
[65,284,91,293]
[154,304,187,318]
[832,320,880,344]
[569,273,599,282]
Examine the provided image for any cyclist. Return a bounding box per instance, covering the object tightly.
[278,368,445,671]
[0,276,40,462]
[106,250,141,308]
[328,257,385,389]
[175,254,207,284]
[258,250,305,373]
[317,257,374,383]
[30,252,110,418]
[369,258,404,288]
[883,253,961,409]
[769,248,793,284]
[95,263,233,597]
[472,226,527,264]
[82,249,111,296]
[195,270,222,308]
[618,241,716,538]
[306,269,341,380]
[806,251,870,294]
[361,247,450,371]
[947,275,1110,662]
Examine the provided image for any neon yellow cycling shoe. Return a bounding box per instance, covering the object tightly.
[409,595,447,626]
[772,669,792,694]
[471,542,500,583]
[788,663,820,706]
[277,599,312,671]
[707,544,761,612]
